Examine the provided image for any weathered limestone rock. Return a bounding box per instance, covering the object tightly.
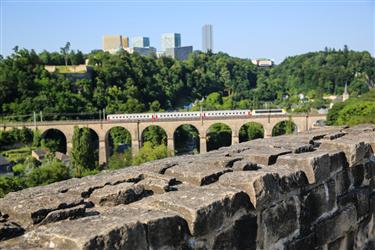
[164,162,233,186]
[2,206,189,250]
[0,190,85,226]
[218,171,281,209]
[315,204,357,246]
[0,221,24,241]
[65,169,144,198]
[0,125,374,249]
[320,136,373,167]
[276,150,332,184]
[300,179,336,227]
[144,184,252,236]
[258,197,299,249]
[88,182,148,206]
[237,146,291,165]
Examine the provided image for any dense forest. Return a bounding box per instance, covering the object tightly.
[1,46,374,119]
[1,46,375,197]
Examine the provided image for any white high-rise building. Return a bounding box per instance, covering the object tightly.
[132,37,150,48]
[161,33,181,51]
[202,24,213,52]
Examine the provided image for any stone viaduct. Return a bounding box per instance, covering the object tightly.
[2,114,326,164]
[0,125,374,249]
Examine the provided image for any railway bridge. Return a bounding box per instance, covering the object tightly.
[1,114,326,164]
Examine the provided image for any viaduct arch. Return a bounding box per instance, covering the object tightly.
[1,114,326,164]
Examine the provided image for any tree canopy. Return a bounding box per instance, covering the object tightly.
[2,46,373,119]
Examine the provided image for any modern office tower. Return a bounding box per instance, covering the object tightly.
[132,37,150,48]
[103,35,129,53]
[121,36,129,48]
[161,33,181,51]
[164,46,193,60]
[202,24,213,52]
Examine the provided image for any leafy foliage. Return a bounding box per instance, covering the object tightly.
[207,123,232,151]
[239,122,264,142]
[272,118,296,136]
[327,88,375,126]
[71,127,98,176]
[133,142,169,165]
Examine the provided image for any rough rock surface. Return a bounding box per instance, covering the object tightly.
[0,125,374,249]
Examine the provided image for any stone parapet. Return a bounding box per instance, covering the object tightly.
[0,125,374,249]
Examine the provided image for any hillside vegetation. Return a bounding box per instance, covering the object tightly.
[1,47,374,120]
[327,88,375,126]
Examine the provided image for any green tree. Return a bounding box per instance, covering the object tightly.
[239,122,264,142]
[71,127,97,177]
[133,142,168,165]
[60,42,71,66]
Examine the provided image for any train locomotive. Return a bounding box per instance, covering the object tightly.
[107,109,286,122]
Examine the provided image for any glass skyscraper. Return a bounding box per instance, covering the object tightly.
[202,24,213,52]
[132,37,150,48]
[161,33,181,51]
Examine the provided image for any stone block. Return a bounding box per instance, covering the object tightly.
[39,204,86,225]
[146,184,252,236]
[212,214,257,250]
[238,146,291,165]
[4,206,189,250]
[315,204,357,246]
[164,163,232,186]
[136,177,176,194]
[0,190,85,226]
[218,171,280,209]
[320,137,373,167]
[276,150,331,184]
[338,187,370,219]
[65,169,143,198]
[88,182,148,206]
[301,179,336,228]
[258,197,299,249]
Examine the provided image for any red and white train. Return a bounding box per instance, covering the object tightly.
[107,109,286,121]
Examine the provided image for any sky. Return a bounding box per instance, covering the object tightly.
[1,0,374,63]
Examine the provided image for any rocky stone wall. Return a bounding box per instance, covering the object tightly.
[0,125,374,249]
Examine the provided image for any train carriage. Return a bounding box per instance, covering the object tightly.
[107,109,286,121]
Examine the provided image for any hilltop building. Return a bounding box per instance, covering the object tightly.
[251,58,274,67]
[124,47,156,57]
[164,46,193,61]
[161,33,181,51]
[102,35,129,53]
[202,24,213,52]
[160,33,193,60]
[132,37,150,48]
